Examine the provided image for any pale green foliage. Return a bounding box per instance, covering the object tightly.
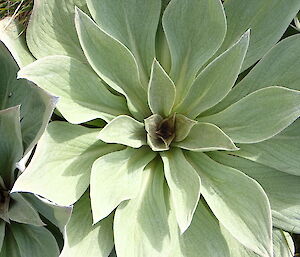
[3,0,300,257]
[0,22,69,256]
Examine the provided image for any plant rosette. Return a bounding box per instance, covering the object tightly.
[6,0,300,257]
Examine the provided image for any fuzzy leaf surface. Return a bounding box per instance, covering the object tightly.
[98,115,146,148]
[75,8,150,119]
[0,18,35,67]
[10,223,59,257]
[12,122,122,206]
[161,148,201,233]
[60,192,114,257]
[206,35,300,116]
[186,152,272,257]
[169,200,231,257]
[233,119,300,176]
[209,152,300,233]
[174,122,238,152]
[26,0,87,60]
[220,0,300,71]
[114,160,171,257]
[91,147,156,223]
[199,87,300,143]
[162,0,226,102]
[8,193,45,226]
[18,56,129,124]
[176,31,249,118]
[86,0,161,86]
[148,60,176,117]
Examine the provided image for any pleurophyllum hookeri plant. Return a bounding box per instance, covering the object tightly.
[0,34,70,256]
[7,0,300,256]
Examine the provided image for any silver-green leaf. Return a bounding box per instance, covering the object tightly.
[162,0,226,102]
[199,86,300,143]
[174,122,238,152]
[186,152,273,257]
[18,56,129,124]
[12,122,122,206]
[114,160,171,257]
[60,192,114,257]
[91,147,156,223]
[74,7,150,120]
[176,31,249,118]
[161,148,201,233]
[86,0,161,87]
[148,59,176,117]
[98,115,146,148]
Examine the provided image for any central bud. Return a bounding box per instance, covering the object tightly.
[144,113,176,151]
[155,114,176,142]
[144,113,196,151]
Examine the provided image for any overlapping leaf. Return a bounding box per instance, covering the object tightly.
[86,0,161,87]
[12,122,122,206]
[18,55,129,124]
[91,147,156,223]
[74,8,150,120]
[199,87,300,143]
[114,160,171,257]
[186,152,272,257]
[162,0,226,102]
[209,152,300,233]
[60,192,114,257]
[161,148,201,233]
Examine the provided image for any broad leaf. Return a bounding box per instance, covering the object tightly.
[12,122,122,206]
[199,86,300,143]
[173,114,196,143]
[91,147,156,223]
[0,18,35,67]
[162,0,226,102]
[209,152,300,233]
[186,152,272,257]
[0,42,57,154]
[176,31,249,118]
[161,148,201,233]
[98,115,146,148]
[206,35,300,116]
[60,192,114,257]
[74,8,150,120]
[148,60,176,116]
[10,223,59,257]
[23,193,72,232]
[114,160,171,257]
[221,226,294,257]
[26,0,87,60]
[273,229,294,257]
[155,1,171,74]
[8,193,45,226]
[86,0,161,87]
[233,119,300,176]
[220,0,300,71]
[0,227,20,257]
[174,122,238,152]
[18,56,129,124]
[172,200,231,257]
[0,107,22,188]
[0,221,5,250]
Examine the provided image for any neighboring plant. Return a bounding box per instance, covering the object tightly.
[0,21,72,256]
[0,40,63,255]
[3,0,300,256]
